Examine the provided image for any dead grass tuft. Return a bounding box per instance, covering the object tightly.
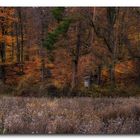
[0,97,140,134]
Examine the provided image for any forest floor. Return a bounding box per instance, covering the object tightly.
[0,97,140,134]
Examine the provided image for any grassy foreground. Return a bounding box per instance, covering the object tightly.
[0,97,140,134]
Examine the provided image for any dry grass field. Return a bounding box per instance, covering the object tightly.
[0,97,140,134]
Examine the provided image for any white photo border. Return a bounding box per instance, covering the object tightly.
[0,0,140,6]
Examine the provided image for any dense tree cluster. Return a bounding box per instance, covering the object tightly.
[0,7,140,93]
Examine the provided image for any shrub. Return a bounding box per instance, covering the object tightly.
[15,75,39,97]
[78,84,140,98]
[0,81,14,96]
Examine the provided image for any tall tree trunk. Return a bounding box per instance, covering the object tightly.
[109,61,116,87]
[110,36,117,87]
[0,42,6,83]
[1,42,6,63]
[15,22,21,64]
[19,8,24,74]
[0,24,6,83]
[71,59,78,90]
[97,65,102,85]
[11,23,15,62]
[71,22,81,91]
[40,9,46,81]
[135,58,140,85]
[41,58,45,81]
[109,20,117,87]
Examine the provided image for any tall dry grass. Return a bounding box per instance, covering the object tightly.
[0,97,140,134]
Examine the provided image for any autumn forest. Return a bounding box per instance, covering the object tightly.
[0,7,140,134]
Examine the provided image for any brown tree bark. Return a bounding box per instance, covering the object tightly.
[71,22,82,91]
[0,23,6,83]
[15,22,21,64]
[11,23,15,62]
[19,8,24,74]
[97,65,102,85]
